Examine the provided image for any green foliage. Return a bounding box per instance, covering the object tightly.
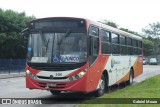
[119,28,140,36]
[0,8,35,58]
[142,22,160,38]
[98,20,118,28]
[143,39,154,56]
[76,75,160,107]
[142,22,160,56]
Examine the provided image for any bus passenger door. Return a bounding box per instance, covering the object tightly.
[88,26,101,91]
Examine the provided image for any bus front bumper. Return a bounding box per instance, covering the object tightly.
[26,74,89,92]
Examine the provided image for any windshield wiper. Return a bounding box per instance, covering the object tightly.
[46,39,50,51]
[39,31,48,47]
[57,29,72,45]
[39,31,51,57]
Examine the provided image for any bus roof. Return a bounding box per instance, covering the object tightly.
[85,19,142,41]
[30,17,142,41]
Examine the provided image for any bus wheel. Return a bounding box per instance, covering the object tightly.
[50,90,61,95]
[127,69,134,85]
[94,74,106,97]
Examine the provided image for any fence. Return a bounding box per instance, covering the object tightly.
[0,59,26,74]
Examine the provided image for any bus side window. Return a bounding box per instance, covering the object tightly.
[111,33,120,54]
[127,37,133,55]
[91,37,99,55]
[120,35,127,55]
[138,41,142,48]
[89,26,99,66]
[89,26,99,36]
[101,30,111,54]
[127,37,132,46]
[138,40,142,55]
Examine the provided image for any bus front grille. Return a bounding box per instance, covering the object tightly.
[27,62,86,71]
[37,76,67,79]
[31,66,75,71]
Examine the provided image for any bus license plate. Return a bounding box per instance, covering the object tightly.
[47,83,56,87]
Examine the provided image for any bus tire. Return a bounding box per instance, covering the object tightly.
[50,90,61,95]
[127,69,134,85]
[94,74,106,97]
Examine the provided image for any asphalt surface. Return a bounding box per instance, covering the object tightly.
[0,72,25,79]
[0,65,160,107]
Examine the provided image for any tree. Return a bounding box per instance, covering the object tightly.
[119,28,140,36]
[142,22,160,57]
[98,20,141,36]
[142,22,160,38]
[98,20,118,28]
[143,39,154,56]
[0,8,35,59]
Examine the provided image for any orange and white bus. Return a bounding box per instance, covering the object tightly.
[22,17,143,97]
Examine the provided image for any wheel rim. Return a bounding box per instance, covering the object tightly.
[130,72,133,83]
[99,79,105,93]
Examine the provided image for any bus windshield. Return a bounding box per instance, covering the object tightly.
[27,31,87,63]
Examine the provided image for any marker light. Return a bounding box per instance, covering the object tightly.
[26,70,30,74]
[26,70,37,80]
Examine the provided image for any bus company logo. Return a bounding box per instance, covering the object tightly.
[111,59,120,68]
[2,99,11,104]
[50,75,54,79]
[52,55,80,62]
[111,58,115,68]
[60,55,79,62]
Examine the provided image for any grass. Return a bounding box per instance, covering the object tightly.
[76,74,160,107]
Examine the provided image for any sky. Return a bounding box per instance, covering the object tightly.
[0,0,160,33]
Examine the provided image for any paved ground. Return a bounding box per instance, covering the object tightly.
[0,65,160,107]
[0,73,25,79]
[134,65,160,83]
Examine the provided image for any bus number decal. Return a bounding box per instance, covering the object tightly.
[55,73,62,77]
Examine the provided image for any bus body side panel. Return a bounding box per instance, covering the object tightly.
[102,55,142,86]
[86,55,109,92]
[86,55,101,92]
[133,56,143,78]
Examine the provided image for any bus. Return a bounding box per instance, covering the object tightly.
[21,17,143,97]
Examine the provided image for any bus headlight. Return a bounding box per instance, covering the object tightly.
[26,70,37,80]
[26,70,30,74]
[79,71,86,77]
[78,69,87,78]
[69,69,87,81]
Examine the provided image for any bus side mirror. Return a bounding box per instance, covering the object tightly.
[20,28,29,49]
